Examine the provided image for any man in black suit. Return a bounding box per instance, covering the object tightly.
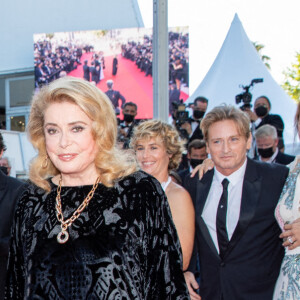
[254,124,295,165]
[90,61,98,84]
[181,96,208,145]
[105,79,126,115]
[83,60,90,82]
[0,134,25,299]
[184,105,288,300]
[112,55,118,76]
[245,95,285,151]
[169,82,181,115]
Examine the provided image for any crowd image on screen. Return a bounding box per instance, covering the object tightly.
[121,31,189,88]
[34,39,93,88]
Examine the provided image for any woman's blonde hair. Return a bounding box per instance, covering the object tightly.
[27,76,137,192]
[130,119,184,171]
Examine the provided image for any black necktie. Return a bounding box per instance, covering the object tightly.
[216,178,230,259]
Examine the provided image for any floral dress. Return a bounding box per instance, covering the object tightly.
[274,156,300,300]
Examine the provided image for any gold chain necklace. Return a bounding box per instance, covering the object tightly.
[55,175,100,244]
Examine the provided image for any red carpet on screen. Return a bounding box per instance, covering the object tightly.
[68,53,189,119]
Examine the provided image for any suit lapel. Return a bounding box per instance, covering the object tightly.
[196,170,220,258]
[224,158,261,258]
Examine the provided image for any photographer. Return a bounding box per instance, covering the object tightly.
[172,97,208,172]
[234,78,284,156]
[118,102,139,149]
[245,95,285,152]
[180,97,208,144]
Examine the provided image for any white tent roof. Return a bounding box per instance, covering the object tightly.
[187,14,297,150]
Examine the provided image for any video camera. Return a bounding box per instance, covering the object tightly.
[172,100,193,140]
[172,100,192,126]
[235,78,263,110]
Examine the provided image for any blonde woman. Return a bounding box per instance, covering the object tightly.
[131,119,195,271]
[5,77,189,299]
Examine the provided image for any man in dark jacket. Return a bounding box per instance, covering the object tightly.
[105,79,126,114]
[0,133,25,300]
[184,105,288,300]
[246,95,285,151]
[254,124,295,165]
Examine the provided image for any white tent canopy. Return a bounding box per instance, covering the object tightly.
[187,14,297,152]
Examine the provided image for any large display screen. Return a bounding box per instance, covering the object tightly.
[34,27,189,119]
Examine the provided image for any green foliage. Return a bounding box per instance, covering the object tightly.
[252,41,271,70]
[282,52,300,103]
[94,30,108,38]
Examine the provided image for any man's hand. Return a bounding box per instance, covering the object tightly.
[280,218,300,250]
[184,271,201,300]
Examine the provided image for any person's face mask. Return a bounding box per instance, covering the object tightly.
[255,106,268,117]
[193,110,205,120]
[123,114,134,123]
[0,166,8,175]
[257,146,274,158]
[190,158,204,169]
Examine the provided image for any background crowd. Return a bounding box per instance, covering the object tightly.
[34,40,94,88]
[121,31,189,90]
[2,74,300,299]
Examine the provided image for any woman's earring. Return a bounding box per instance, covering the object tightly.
[42,155,49,168]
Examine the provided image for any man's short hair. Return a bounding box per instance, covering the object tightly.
[123,102,138,110]
[187,139,206,154]
[106,80,113,88]
[255,124,277,140]
[201,104,251,141]
[194,96,208,106]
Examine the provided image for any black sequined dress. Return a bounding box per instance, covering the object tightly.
[5,171,189,299]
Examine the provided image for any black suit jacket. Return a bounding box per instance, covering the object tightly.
[274,150,295,165]
[177,168,190,184]
[105,90,126,109]
[0,172,25,300]
[83,65,90,81]
[256,114,285,149]
[189,121,204,144]
[256,114,284,138]
[186,158,288,300]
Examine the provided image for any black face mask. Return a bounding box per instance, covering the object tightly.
[255,106,268,117]
[193,110,205,120]
[123,114,134,123]
[190,158,204,169]
[0,166,8,175]
[257,146,274,158]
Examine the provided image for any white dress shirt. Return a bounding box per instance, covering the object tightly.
[202,159,247,253]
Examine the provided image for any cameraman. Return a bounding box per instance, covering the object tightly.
[118,102,139,149]
[245,95,285,152]
[180,96,208,144]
